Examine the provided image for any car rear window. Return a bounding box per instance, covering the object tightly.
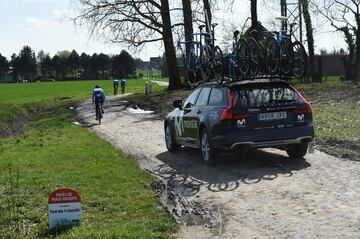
[195,87,211,106]
[208,88,224,106]
[232,85,302,108]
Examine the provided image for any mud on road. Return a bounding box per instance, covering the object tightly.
[77,95,360,239]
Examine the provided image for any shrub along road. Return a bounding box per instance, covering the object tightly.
[78,94,360,239]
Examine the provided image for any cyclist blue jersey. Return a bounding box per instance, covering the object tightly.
[121,79,126,86]
[113,80,119,88]
[92,88,105,103]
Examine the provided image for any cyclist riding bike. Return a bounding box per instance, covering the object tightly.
[121,79,126,94]
[92,85,105,120]
[113,79,119,95]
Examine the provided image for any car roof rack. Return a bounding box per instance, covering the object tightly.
[225,75,292,87]
[192,75,293,89]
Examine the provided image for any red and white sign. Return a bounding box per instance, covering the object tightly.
[48,188,81,229]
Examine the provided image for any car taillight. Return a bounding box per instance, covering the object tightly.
[220,90,252,120]
[220,90,233,120]
[292,104,312,114]
[221,108,233,120]
[221,108,252,120]
[291,86,313,114]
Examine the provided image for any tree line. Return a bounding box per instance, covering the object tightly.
[0,46,137,82]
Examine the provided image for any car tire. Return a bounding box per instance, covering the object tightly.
[200,128,217,166]
[286,143,308,158]
[165,124,180,153]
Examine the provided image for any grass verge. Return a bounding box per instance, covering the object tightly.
[0,82,177,238]
[0,102,177,238]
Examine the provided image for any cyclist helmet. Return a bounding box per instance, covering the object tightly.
[95,84,100,88]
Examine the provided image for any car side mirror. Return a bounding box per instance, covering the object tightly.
[173,100,183,109]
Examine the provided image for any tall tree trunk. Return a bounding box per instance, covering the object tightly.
[250,0,259,40]
[203,0,212,32]
[251,0,257,30]
[182,0,194,64]
[353,17,360,83]
[160,0,181,90]
[301,0,316,82]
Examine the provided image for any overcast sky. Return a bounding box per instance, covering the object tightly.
[0,0,347,61]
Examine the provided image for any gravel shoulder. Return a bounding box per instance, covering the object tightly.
[77,95,360,239]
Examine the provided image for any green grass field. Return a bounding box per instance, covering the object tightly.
[0,79,167,105]
[0,79,177,238]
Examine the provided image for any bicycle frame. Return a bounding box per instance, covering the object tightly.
[228,32,240,80]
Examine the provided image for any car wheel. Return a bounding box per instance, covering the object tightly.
[286,143,308,158]
[201,129,217,166]
[165,124,180,153]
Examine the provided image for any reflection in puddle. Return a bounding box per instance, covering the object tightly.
[72,121,81,126]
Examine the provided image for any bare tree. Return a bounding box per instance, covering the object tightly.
[182,0,194,63]
[313,0,360,82]
[75,0,181,90]
[301,0,316,82]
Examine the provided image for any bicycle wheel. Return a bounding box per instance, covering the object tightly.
[237,38,250,76]
[247,37,260,77]
[181,54,192,88]
[213,46,224,84]
[265,38,280,75]
[200,46,213,82]
[95,103,101,124]
[279,38,294,76]
[292,41,307,79]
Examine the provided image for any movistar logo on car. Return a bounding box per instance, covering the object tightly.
[174,111,184,136]
[297,114,305,121]
[237,119,246,127]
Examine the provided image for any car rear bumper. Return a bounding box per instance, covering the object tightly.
[229,136,312,149]
[212,125,314,150]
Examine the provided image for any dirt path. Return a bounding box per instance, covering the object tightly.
[77,96,360,239]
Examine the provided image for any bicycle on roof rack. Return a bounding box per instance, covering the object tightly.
[177,27,204,88]
[228,31,281,82]
[199,11,224,84]
[177,10,224,88]
[228,30,242,81]
[260,17,307,79]
[230,17,307,82]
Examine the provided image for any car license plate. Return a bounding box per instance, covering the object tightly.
[259,112,287,121]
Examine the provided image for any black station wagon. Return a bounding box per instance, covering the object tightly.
[164,79,314,165]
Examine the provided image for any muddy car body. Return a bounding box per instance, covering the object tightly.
[164,79,314,165]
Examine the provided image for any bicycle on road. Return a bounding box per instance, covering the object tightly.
[95,100,103,125]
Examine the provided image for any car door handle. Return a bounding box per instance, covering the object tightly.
[197,110,202,114]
